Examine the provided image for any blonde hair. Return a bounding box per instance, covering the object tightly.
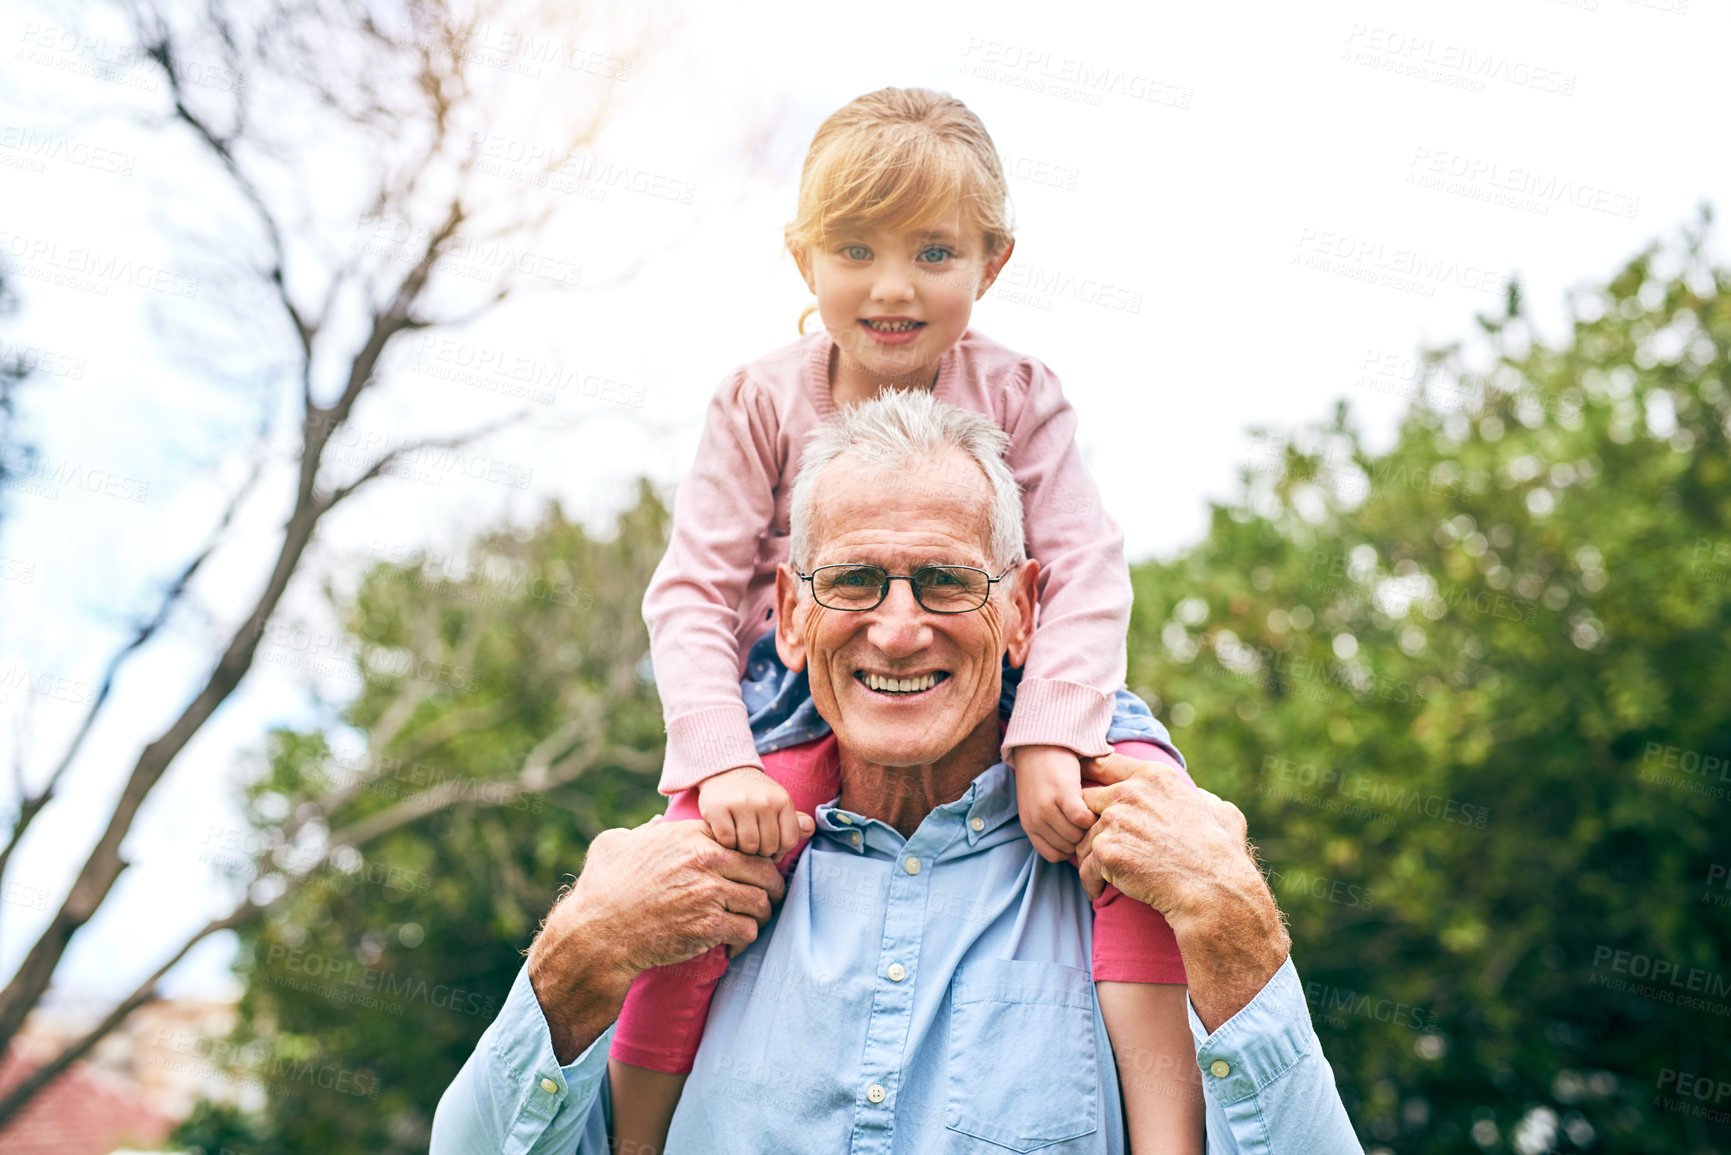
[788,88,1013,332]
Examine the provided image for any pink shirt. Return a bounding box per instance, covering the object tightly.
[645,329,1131,794]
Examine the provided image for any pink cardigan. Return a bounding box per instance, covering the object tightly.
[644,329,1132,794]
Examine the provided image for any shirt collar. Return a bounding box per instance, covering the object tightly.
[813,759,1019,855]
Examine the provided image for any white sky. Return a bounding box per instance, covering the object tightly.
[1,0,1724,1004]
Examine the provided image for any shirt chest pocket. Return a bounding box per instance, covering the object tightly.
[944,959,1102,1152]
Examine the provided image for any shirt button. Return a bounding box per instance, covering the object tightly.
[539,1077,559,1093]
[867,1082,887,1104]
[904,857,921,875]
[969,817,984,832]
[837,813,853,825]
[1209,1059,1231,1079]
[887,963,907,982]
[851,831,862,846]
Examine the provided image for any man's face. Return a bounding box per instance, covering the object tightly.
[775,449,1035,769]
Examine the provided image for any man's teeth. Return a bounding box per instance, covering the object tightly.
[865,672,939,693]
[864,319,921,332]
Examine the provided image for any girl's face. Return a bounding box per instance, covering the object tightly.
[795,222,1013,391]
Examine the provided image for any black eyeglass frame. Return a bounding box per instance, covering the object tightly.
[795,562,1018,614]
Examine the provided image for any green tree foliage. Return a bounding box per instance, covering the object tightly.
[174,487,671,1154]
[178,223,1731,1153]
[1126,218,1730,1152]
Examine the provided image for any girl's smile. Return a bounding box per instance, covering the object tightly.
[859,316,926,345]
[794,224,1014,401]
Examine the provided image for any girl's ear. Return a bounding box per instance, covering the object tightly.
[976,237,1015,299]
[790,243,817,293]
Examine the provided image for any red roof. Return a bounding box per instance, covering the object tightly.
[0,1045,177,1155]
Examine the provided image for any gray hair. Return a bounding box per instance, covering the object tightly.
[788,389,1025,571]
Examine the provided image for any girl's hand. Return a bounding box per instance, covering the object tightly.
[1011,744,1095,862]
[697,765,804,860]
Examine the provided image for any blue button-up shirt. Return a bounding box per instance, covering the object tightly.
[432,761,1363,1153]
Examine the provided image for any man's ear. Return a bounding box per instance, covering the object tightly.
[773,564,808,672]
[790,243,816,294]
[976,237,1015,299]
[1002,557,1039,668]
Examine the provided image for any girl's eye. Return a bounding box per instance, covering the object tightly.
[841,245,871,261]
[918,246,954,263]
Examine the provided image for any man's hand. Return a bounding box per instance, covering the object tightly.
[697,765,804,860]
[1074,753,1291,1032]
[1072,753,1250,916]
[1011,744,1096,862]
[527,810,806,1062]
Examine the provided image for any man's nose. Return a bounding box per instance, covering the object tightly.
[866,579,932,654]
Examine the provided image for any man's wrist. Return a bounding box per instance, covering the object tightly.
[1167,881,1291,1033]
[528,901,641,1064]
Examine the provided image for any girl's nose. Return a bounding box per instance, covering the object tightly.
[872,261,916,302]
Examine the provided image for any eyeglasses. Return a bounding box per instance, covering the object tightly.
[797,563,1015,614]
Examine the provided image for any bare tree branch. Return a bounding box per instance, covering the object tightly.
[0,900,257,1126]
[323,709,643,852]
[0,448,268,885]
[0,174,480,1072]
[320,405,532,510]
[0,700,652,1129]
[0,0,651,1120]
[139,27,315,373]
[390,696,517,767]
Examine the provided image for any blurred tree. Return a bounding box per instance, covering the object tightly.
[1125,212,1729,1152]
[0,0,653,1126]
[0,269,30,527]
[172,487,669,1154]
[0,268,37,891]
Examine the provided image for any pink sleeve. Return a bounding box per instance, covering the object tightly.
[643,371,784,794]
[999,359,1130,761]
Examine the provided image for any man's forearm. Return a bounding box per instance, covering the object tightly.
[529,904,641,1064]
[1168,886,1291,1033]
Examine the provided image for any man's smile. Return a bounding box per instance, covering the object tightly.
[854,669,950,696]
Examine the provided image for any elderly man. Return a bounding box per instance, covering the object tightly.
[433,391,1362,1153]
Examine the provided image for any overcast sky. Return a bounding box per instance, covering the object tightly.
[1,0,1724,1003]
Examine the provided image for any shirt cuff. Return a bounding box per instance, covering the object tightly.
[1001,677,1115,760]
[488,964,617,1138]
[661,705,764,794]
[1187,956,1317,1103]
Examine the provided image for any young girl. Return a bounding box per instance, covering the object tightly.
[609,87,1204,1152]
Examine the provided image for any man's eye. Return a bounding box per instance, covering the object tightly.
[918,246,953,263]
[833,568,881,586]
[841,245,871,260]
[920,569,964,586]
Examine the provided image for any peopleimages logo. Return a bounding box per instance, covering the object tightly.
[1304,981,1438,1031]
[1406,146,1640,219]
[1292,227,1513,298]
[1589,946,1731,1016]
[153,1029,380,1099]
[262,944,500,1017]
[1262,757,1490,828]
[0,230,199,299]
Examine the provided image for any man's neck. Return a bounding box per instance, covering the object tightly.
[836,715,1002,839]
